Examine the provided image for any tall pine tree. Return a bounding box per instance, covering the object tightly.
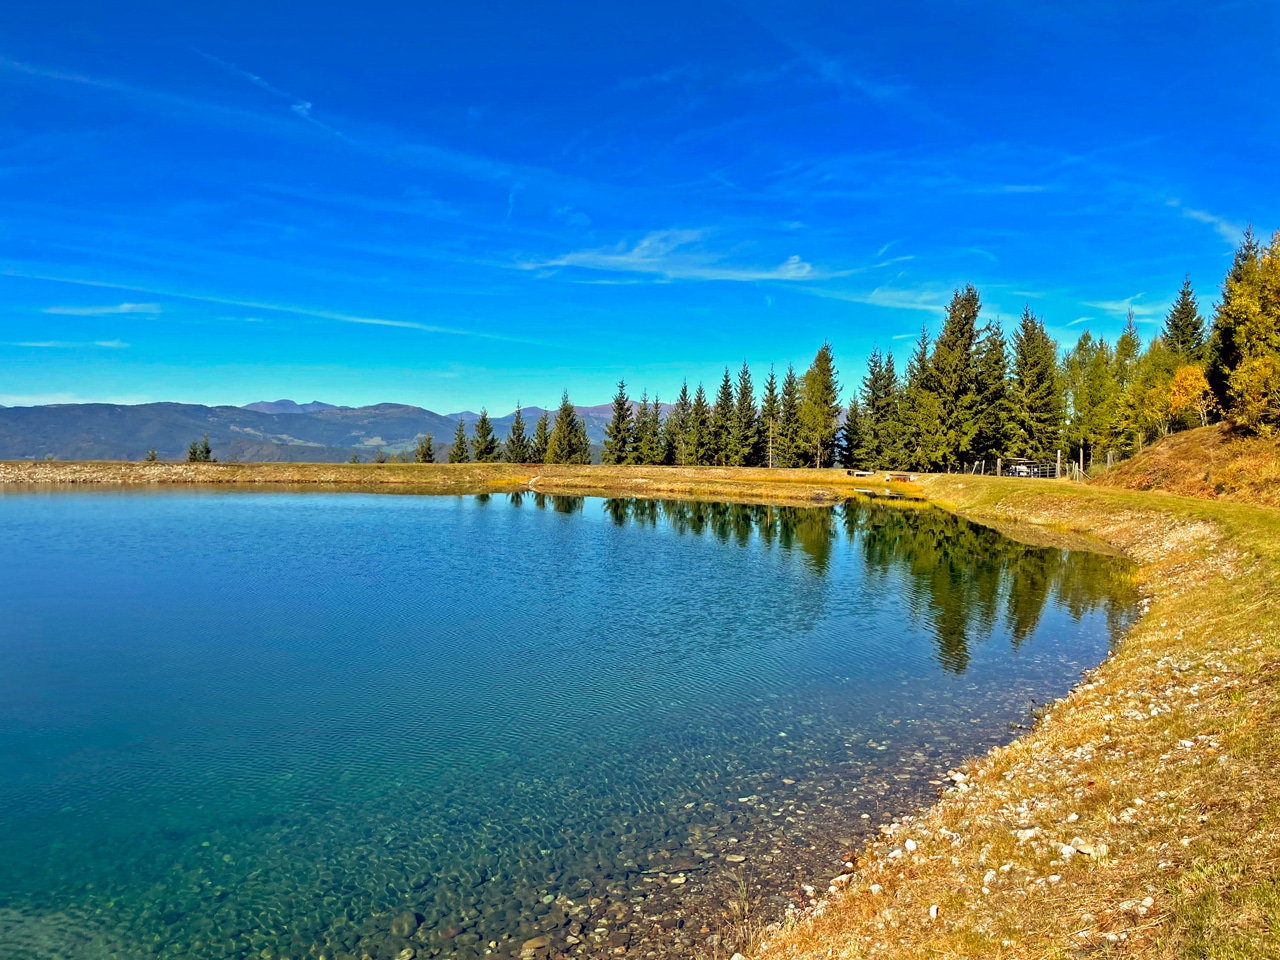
[503,406,530,463]
[900,327,947,470]
[759,367,781,467]
[729,361,759,466]
[929,285,982,467]
[1163,276,1207,362]
[601,380,634,465]
[777,365,802,467]
[860,347,901,468]
[689,383,712,466]
[449,418,470,463]
[1010,306,1064,460]
[1207,228,1261,409]
[839,396,867,467]
[632,391,664,465]
[708,368,735,466]
[545,392,582,464]
[797,342,841,468]
[471,408,499,462]
[531,410,551,463]
[972,322,1012,462]
[665,382,693,465]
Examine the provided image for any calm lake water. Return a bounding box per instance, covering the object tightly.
[0,490,1136,960]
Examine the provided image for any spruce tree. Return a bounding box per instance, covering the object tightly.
[798,342,841,468]
[759,367,780,467]
[471,408,499,462]
[972,322,1012,462]
[777,365,802,467]
[449,419,470,463]
[1207,228,1263,411]
[503,407,530,463]
[839,396,867,467]
[145,447,158,462]
[689,383,712,466]
[900,327,947,470]
[531,410,551,463]
[188,434,214,462]
[1010,306,1064,460]
[572,413,592,464]
[1222,230,1280,434]
[666,381,693,465]
[860,348,900,468]
[929,285,982,467]
[415,433,436,463]
[708,368,735,466]
[601,380,634,465]
[545,392,581,464]
[729,361,759,466]
[1163,276,1207,362]
[632,391,664,465]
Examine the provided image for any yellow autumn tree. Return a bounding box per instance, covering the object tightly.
[1225,231,1280,434]
[1166,365,1215,427]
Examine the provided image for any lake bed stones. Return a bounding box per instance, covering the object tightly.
[389,912,421,939]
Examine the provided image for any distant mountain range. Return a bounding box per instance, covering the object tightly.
[0,399,669,462]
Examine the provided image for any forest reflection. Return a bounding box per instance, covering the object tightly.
[506,491,1138,674]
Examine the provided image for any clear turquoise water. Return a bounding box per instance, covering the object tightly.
[0,491,1136,960]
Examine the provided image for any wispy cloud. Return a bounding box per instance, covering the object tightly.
[522,230,821,282]
[1165,198,1246,245]
[41,303,162,316]
[7,339,129,348]
[1067,316,1093,326]
[1083,295,1165,321]
[5,268,529,341]
[808,285,948,314]
[197,51,348,139]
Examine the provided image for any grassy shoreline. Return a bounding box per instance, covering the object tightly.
[7,461,1276,956]
[756,476,1280,960]
[0,460,921,507]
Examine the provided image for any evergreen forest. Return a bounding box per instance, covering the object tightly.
[445,230,1280,471]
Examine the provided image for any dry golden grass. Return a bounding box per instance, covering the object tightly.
[756,477,1280,960]
[1094,424,1280,508]
[0,461,919,506]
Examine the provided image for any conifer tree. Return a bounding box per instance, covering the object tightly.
[839,396,867,467]
[1223,230,1280,434]
[145,447,158,462]
[632,391,664,465]
[471,408,499,462]
[601,380,634,465]
[798,342,841,468]
[1207,228,1261,409]
[729,361,759,466]
[665,382,693,465]
[573,412,592,464]
[972,322,1013,462]
[929,285,982,467]
[449,419,470,463]
[414,433,435,463]
[689,383,712,465]
[860,348,901,468]
[709,368,735,466]
[503,407,530,463]
[1062,332,1118,467]
[777,365,802,467]
[545,392,582,464]
[188,434,215,462]
[1010,306,1064,460]
[759,367,781,467]
[531,410,551,463]
[1163,276,1207,362]
[898,327,947,470]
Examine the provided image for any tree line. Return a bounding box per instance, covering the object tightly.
[431,228,1280,469]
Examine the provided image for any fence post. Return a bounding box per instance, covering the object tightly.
[996,458,1002,476]
[1056,449,1062,479]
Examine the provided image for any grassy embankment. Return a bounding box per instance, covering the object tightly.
[756,473,1280,960]
[6,437,1279,957]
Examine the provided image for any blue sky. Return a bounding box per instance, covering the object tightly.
[2,1,1277,411]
